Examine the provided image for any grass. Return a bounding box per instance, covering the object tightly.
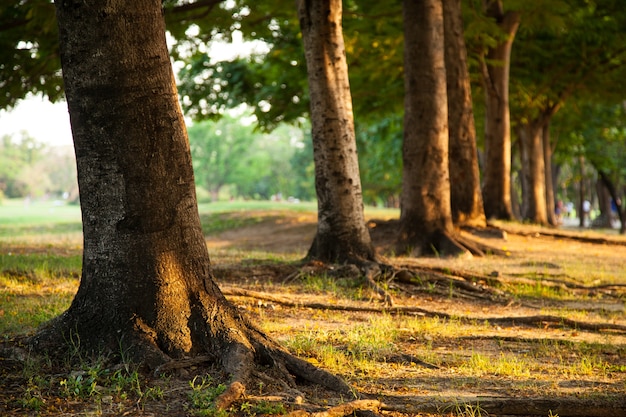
[1,200,625,416]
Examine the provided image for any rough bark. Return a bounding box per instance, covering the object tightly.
[518,120,548,225]
[397,0,468,257]
[443,0,486,228]
[480,1,519,220]
[30,0,351,407]
[297,0,376,265]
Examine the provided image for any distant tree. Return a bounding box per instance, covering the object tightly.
[296,0,377,264]
[555,102,626,233]
[188,115,258,201]
[510,0,626,226]
[356,116,403,207]
[288,129,316,201]
[188,115,309,201]
[0,134,47,198]
[32,0,349,407]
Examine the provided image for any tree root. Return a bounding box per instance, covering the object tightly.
[210,317,354,410]
[379,395,626,417]
[221,286,626,334]
[287,399,382,417]
[494,223,626,246]
[154,355,212,376]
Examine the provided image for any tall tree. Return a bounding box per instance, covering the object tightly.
[296,0,377,264]
[479,0,519,220]
[517,117,549,224]
[31,0,349,407]
[397,0,467,256]
[443,0,486,227]
[509,0,626,226]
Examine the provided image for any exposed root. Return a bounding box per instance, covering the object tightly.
[221,285,626,334]
[153,355,212,376]
[361,262,394,306]
[287,400,382,417]
[215,380,246,410]
[278,349,354,397]
[379,394,626,416]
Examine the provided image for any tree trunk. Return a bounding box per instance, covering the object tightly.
[443,0,486,228]
[579,156,586,228]
[598,171,625,233]
[519,119,548,225]
[31,0,350,405]
[543,123,557,226]
[397,0,467,257]
[297,0,376,264]
[480,1,519,220]
[594,179,613,228]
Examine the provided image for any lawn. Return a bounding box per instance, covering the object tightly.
[1,199,625,417]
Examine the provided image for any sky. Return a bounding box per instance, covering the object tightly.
[0,98,73,147]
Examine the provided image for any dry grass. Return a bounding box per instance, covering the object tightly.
[1,207,625,416]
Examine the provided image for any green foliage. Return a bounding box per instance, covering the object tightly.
[0,1,63,109]
[356,116,403,206]
[0,134,77,199]
[509,0,626,124]
[188,113,314,201]
[187,374,228,417]
[551,102,626,202]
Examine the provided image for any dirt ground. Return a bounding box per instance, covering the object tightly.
[2,211,626,416]
[205,212,626,416]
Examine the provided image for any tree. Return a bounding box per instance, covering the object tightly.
[443,0,486,227]
[0,134,47,198]
[479,0,519,220]
[397,0,467,257]
[296,0,377,264]
[30,0,350,407]
[509,0,626,226]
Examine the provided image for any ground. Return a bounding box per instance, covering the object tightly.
[1,209,626,416]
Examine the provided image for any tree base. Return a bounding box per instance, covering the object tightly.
[27,288,354,411]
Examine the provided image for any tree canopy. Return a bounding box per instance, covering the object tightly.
[2,0,626,228]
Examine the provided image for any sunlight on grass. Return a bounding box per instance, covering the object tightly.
[0,253,81,278]
[2,200,625,410]
[0,291,74,336]
[282,316,401,375]
[462,352,532,378]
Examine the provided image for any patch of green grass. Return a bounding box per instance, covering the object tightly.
[462,352,533,378]
[0,253,82,279]
[0,291,74,336]
[507,280,571,301]
[187,374,228,417]
[0,254,79,336]
[199,212,271,235]
[300,273,365,300]
[239,400,286,416]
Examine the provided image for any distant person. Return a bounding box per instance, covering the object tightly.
[555,200,564,224]
[611,198,621,225]
[583,200,591,226]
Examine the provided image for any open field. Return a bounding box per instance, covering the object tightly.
[1,200,625,416]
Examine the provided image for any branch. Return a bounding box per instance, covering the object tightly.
[165,0,225,15]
